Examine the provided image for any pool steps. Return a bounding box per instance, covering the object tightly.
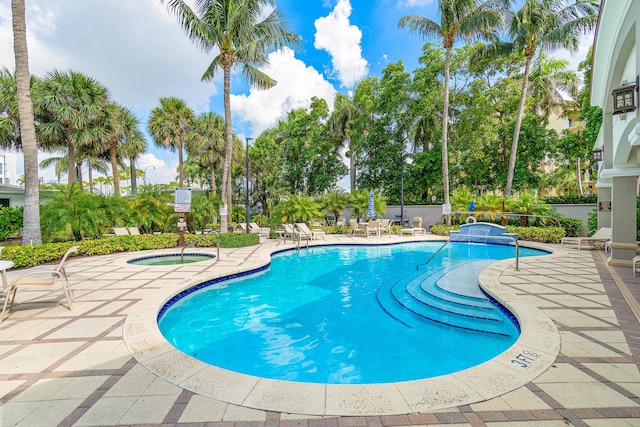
[376,263,515,336]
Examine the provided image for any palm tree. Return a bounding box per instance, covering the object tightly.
[328,92,361,191]
[399,0,505,224]
[147,97,194,187]
[37,70,109,187]
[102,103,142,197]
[118,123,147,195]
[529,50,578,119]
[10,0,42,244]
[187,112,225,224]
[162,0,301,233]
[488,0,598,195]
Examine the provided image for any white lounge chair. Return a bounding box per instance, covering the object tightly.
[1,246,78,322]
[250,222,271,235]
[295,223,326,240]
[380,219,393,235]
[114,227,129,236]
[284,223,312,243]
[560,227,611,250]
[128,226,140,235]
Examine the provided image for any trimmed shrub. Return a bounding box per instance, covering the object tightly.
[555,217,583,238]
[543,194,597,204]
[0,206,23,241]
[506,226,565,243]
[1,232,259,268]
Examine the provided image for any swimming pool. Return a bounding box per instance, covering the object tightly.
[158,242,547,384]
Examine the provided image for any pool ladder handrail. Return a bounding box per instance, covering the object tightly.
[421,234,519,271]
[180,229,220,263]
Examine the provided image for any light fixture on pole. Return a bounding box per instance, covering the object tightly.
[400,155,413,227]
[245,137,253,234]
[143,165,155,185]
[592,147,603,163]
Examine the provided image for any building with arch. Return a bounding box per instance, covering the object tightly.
[592,0,639,265]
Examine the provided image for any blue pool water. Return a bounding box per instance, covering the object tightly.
[158,242,547,384]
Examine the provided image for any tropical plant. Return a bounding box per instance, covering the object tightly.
[147,97,194,187]
[510,192,551,226]
[450,187,474,211]
[272,194,322,224]
[162,0,301,234]
[399,0,505,222]
[348,189,369,220]
[40,183,110,241]
[480,0,599,195]
[7,1,42,244]
[125,184,174,233]
[476,193,504,221]
[319,190,348,224]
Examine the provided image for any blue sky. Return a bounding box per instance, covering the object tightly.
[0,0,591,187]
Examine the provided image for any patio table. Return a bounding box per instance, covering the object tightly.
[0,260,15,292]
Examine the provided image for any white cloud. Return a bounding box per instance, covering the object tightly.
[0,0,215,113]
[313,0,369,88]
[397,0,435,7]
[231,48,337,135]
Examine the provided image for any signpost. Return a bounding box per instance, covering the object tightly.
[174,188,192,247]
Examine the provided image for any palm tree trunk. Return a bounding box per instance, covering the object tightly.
[442,46,452,226]
[130,158,137,195]
[12,0,42,244]
[220,65,233,234]
[210,162,217,225]
[110,147,120,197]
[68,139,76,186]
[349,148,356,191]
[505,55,532,196]
[88,159,94,192]
[178,138,184,187]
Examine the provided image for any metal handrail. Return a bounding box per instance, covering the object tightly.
[181,229,220,262]
[422,234,520,271]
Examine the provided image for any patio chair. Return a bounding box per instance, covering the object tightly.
[128,227,140,235]
[365,220,381,237]
[560,227,611,250]
[349,219,365,236]
[114,227,129,236]
[249,222,271,235]
[296,223,326,240]
[380,219,393,235]
[234,223,247,233]
[1,246,78,323]
[336,217,346,227]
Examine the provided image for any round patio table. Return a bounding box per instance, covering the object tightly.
[0,260,14,292]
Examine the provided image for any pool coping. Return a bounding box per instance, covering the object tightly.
[122,239,561,416]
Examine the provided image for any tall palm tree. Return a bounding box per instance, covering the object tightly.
[162,0,301,233]
[187,112,225,223]
[147,97,194,187]
[529,50,578,119]
[119,125,147,195]
[11,0,42,244]
[488,0,598,195]
[38,70,109,187]
[101,103,142,197]
[328,92,361,191]
[399,0,505,223]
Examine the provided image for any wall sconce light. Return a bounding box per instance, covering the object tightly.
[612,75,639,115]
[592,147,603,162]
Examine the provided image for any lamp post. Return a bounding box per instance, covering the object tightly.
[400,155,413,227]
[245,137,253,234]
[143,165,155,185]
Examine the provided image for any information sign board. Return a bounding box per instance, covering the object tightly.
[174,187,192,205]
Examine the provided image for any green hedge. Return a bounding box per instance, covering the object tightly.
[543,194,597,204]
[0,232,259,268]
